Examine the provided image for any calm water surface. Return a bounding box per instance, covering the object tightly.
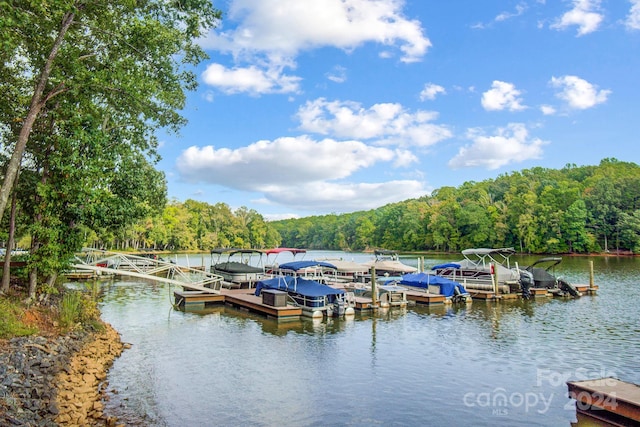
[90,251,640,426]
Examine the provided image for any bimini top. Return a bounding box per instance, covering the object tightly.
[210,248,264,255]
[430,262,461,270]
[461,247,516,256]
[277,260,337,271]
[263,248,307,256]
[254,276,345,297]
[395,272,468,297]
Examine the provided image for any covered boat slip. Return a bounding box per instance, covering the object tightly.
[272,260,340,283]
[254,275,354,318]
[210,248,266,288]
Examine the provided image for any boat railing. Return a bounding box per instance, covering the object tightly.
[343,291,356,308]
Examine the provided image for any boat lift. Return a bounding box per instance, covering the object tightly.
[69,249,224,293]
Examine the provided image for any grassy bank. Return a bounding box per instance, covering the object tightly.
[0,295,39,339]
[0,283,103,343]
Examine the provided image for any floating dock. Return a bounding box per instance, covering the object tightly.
[173,288,302,320]
[465,285,597,301]
[404,290,446,305]
[567,378,640,425]
[173,283,449,320]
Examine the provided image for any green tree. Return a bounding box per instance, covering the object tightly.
[0,0,220,223]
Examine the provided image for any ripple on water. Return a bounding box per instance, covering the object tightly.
[96,256,640,427]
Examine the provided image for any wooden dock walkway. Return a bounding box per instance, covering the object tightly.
[173,288,303,320]
[173,285,450,320]
[567,378,640,425]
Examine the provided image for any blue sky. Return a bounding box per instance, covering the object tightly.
[159,0,640,220]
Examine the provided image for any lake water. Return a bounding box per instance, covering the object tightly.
[88,251,640,426]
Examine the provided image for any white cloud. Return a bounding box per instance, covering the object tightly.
[393,149,419,167]
[550,75,610,109]
[495,3,528,22]
[551,0,603,36]
[198,0,430,95]
[540,104,557,115]
[175,136,427,214]
[295,98,452,147]
[263,212,301,221]
[420,83,446,101]
[626,0,640,30]
[326,66,347,83]
[202,63,302,95]
[176,136,395,188]
[264,180,428,213]
[472,3,528,29]
[481,81,527,112]
[449,123,547,170]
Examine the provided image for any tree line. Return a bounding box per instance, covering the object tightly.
[271,158,640,255]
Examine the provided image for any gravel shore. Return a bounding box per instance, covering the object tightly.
[0,322,125,426]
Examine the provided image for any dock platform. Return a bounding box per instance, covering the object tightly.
[173,288,302,320]
[575,284,599,295]
[567,377,640,425]
[404,290,446,305]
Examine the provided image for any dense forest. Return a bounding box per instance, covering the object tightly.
[271,158,640,254]
[46,157,640,255]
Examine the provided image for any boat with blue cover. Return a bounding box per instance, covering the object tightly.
[392,272,472,303]
[273,260,339,284]
[254,275,354,318]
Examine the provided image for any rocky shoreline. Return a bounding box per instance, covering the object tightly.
[0,322,125,426]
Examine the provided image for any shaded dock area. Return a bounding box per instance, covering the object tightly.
[567,378,640,426]
[174,288,302,320]
[174,284,451,320]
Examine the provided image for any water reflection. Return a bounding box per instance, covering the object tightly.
[90,253,640,427]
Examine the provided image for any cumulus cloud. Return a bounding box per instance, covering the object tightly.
[448,123,547,170]
[626,0,640,30]
[420,83,446,101]
[295,98,452,147]
[550,75,610,109]
[551,0,603,36]
[199,0,431,95]
[540,104,556,115]
[176,136,395,187]
[175,136,427,213]
[202,63,302,95]
[481,81,526,112]
[264,180,429,212]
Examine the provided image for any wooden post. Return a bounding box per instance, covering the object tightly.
[492,262,499,297]
[589,260,595,289]
[370,267,378,309]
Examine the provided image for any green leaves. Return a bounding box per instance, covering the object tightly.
[0,0,221,288]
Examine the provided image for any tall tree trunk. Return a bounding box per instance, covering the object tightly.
[0,11,75,222]
[1,189,19,293]
[27,267,38,303]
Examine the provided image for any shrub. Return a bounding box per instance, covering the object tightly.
[0,296,38,339]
